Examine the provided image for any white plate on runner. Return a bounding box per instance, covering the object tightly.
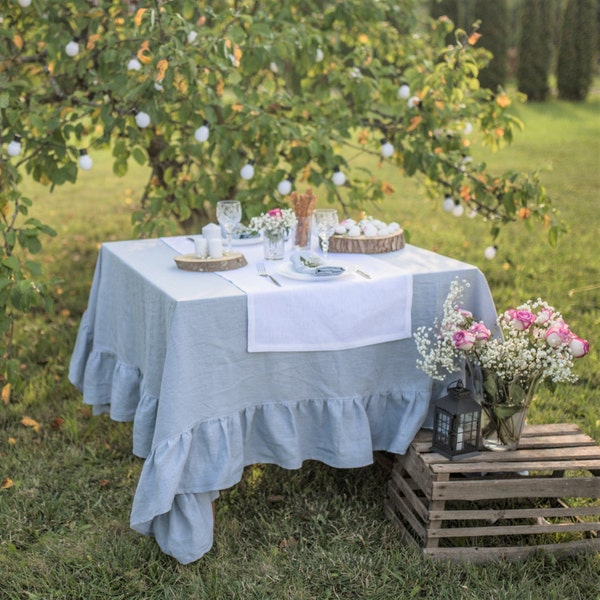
[275,261,349,281]
[229,235,263,246]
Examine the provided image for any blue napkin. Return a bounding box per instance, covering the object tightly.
[290,252,345,277]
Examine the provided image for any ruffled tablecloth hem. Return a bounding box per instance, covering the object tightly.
[129,388,429,564]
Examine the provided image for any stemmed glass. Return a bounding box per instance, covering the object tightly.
[312,208,339,261]
[216,200,242,255]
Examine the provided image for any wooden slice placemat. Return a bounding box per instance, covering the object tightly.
[174,252,247,272]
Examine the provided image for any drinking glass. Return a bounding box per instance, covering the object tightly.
[312,208,338,260]
[216,200,242,255]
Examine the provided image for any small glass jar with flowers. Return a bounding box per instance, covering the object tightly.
[414,279,590,451]
[250,207,298,260]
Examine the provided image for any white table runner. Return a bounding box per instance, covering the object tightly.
[161,236,413,352]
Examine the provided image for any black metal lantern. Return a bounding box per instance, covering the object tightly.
[431,380,481,460]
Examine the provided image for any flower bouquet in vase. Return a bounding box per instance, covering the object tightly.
[249,207,298,260]
[414,279,590,451]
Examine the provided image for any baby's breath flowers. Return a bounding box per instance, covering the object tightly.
[249,207,297,237]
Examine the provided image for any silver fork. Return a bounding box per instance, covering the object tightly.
[256,262,281,287]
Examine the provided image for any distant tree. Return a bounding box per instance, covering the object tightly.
[557,0,598,101]
[517,0,553,101]
[474,0,509,91]
[430,0,466,44]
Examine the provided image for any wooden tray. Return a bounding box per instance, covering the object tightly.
[174,253,247,272]
[329,229,405,254]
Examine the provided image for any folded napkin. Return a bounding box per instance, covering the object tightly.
[289,252,345,277]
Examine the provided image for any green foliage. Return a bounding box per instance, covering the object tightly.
[516,0,554,101]
[0,0,568,387]
[557,0,598,101]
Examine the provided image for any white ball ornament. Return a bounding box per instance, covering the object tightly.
[442,196,455,212]
[7,135,22,157]
[240,160,255,180]
[381,140,395,158]
[78,150,93,171]
[194,124,209,142]
[484,245,497,260]
[65,41,80,57]
[463,122,473,135]
[127,57,142,71]
[187,31,198,44]
[277,178,292,196]
[407,96,421,108]
[331,167,346,186]
[452,202,464,217]
[135,111,151,128]
[315,48,324,63]
[18,0,32,6]
[269,62,279,74]
[397,84,410,99]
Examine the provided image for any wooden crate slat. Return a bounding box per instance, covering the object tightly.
[517,434,597,449]
[423,538,600,563]
[519,423,583,436]
[398,446,439,497]
[383,501,421,550]
[428,505,600,521]
[431,459,600,474]
[421,445,600,466]
[427,521,600,539]
[432,476,600,501]
[390,469,430,522]
[387,483,427,541]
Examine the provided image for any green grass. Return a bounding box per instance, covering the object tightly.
[1,94,599,599]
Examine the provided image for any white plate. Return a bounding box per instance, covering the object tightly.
[275,261,349,281]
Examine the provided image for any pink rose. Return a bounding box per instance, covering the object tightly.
[569,337,590,358]
[452,330,476,351]
[468,322,491,343]
[545,320,573,348]
[504,309,536,331]
[535,308,554,325]
[267,208,283,217]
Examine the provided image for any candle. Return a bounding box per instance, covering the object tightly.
[194,237,208,258]
[202,223,221,240]
[208,238,223,258]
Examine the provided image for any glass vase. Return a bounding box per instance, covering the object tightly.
[481,402,529,451]
[479,371,540,451]
[263,230,286,260]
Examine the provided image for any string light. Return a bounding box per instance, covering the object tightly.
[277,175,294,196]
[452,200,464,217]
[397,84,410,99]
[134,111,151,128]
[65,40,80,58]
[484,245,497,260]
[240,160,255,180]
[127,57,142,71]
[331,166,346,186]
[7,134,22,157]
[407,96,421,108]
[442,195,454,212]
[78,149,93,170]
[316,48,324,62]
[194,121,210,142]
[381,139,394,158]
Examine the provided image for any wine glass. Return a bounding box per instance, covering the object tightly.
[312,208,338,260]
[216,200,242,255]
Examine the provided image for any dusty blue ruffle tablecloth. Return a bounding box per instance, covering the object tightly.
[68,238,497,564]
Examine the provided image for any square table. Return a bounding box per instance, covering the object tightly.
[68,237,498,564]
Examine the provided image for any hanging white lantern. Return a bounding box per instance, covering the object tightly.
[381,140,395,158]
[78,149,93,171]
[135,111,151,128]
[240,160,255,180]
[7,135,22,157]
[331,167,346,186]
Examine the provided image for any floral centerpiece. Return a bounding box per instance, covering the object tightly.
[414,279,590,450]
[249,207,298,260]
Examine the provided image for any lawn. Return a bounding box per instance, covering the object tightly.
[0,93,598,599]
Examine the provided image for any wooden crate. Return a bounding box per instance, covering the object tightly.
[384,423,600,563]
